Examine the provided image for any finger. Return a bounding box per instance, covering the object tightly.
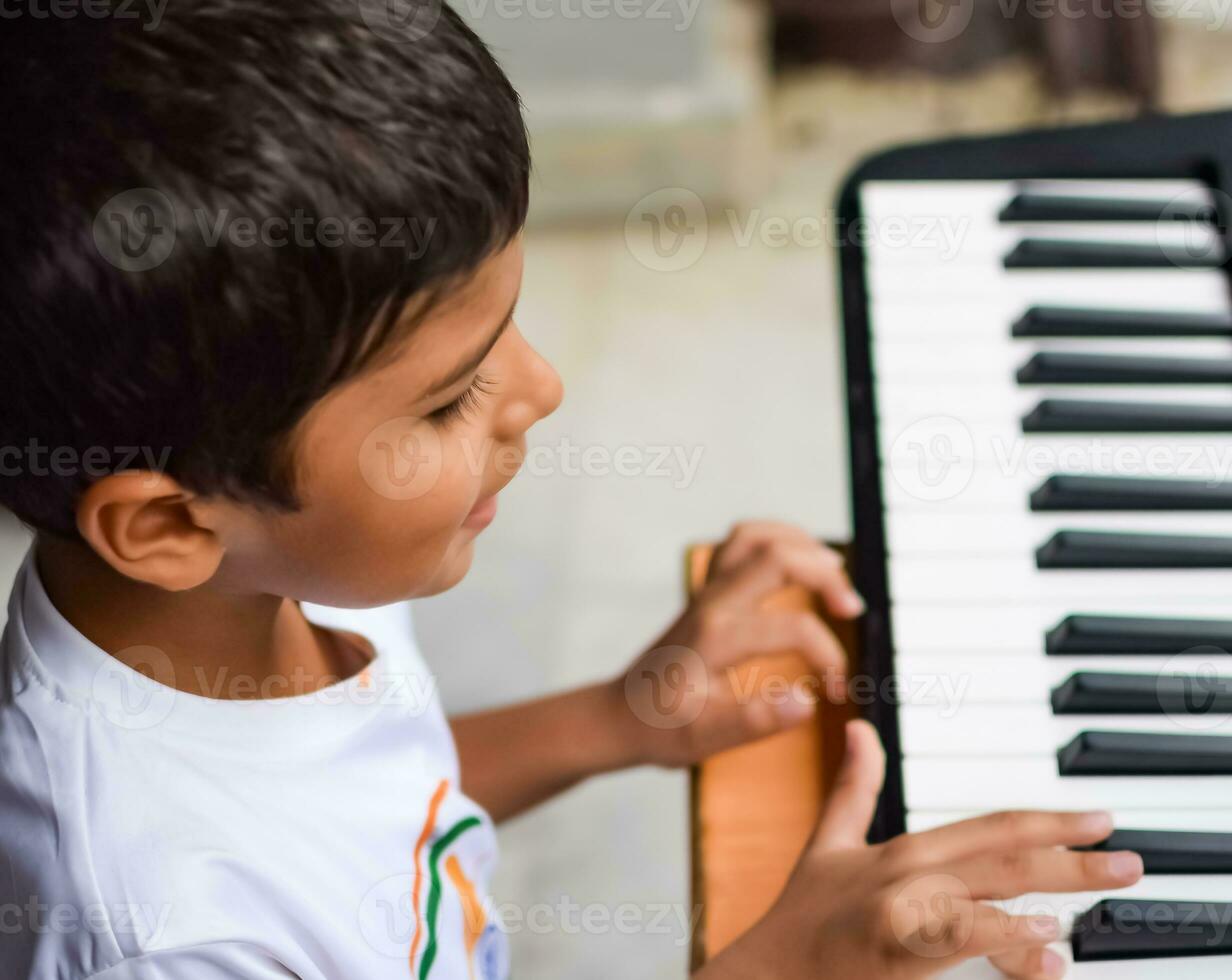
[889,810,1116,868]
[714,610,847,685]
[712,521,817,573]
[812,719,884,852]
[888,898,1061,968]
[988,945,1068,979]
[706,540,864,619]
[947,846,1143,901]
[962,906,1062,964]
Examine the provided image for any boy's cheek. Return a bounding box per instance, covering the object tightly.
[354,415,447,506]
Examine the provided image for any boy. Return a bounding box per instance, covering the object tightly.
[0,3,1142,978]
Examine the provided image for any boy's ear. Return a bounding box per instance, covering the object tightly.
[76,471,224,591]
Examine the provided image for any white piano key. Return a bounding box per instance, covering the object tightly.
[880,429,1232,478]
[869,267,1228,304]
[885,512,1232,557]
[866,274,1232,337]
[899,704,1232,757]
[882,466,1047,510]
[889,603,1232,655]
[894,655,1232,705]
[880,385,1232,423]
[945,955,1232,980]
[902,758,1232,810]
[886,494,1232,518]
[1011,178,1213,200]
[874,337,1232,382]
[907,810,1232,834]
[861,180,1211,222]
[864,221,1222,270]
[880,467,1232,513]
[889,559,1232,604]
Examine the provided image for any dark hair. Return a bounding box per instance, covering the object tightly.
[0,0,529,536]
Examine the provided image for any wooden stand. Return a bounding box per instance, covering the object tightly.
[686,543,860,968]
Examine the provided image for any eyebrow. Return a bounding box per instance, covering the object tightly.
[425,292,519,396]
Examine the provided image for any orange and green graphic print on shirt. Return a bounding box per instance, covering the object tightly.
[408,779,493,980]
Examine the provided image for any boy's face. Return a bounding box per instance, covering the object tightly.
[209,238,562,606]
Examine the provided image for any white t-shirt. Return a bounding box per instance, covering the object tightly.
[0,550,508,980]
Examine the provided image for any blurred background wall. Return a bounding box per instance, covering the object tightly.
[3,2,1232,977]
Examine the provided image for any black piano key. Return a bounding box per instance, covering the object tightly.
[1022,399,1232,432]
[1004,238,1224,269]
[1031,475,1232,512]
[1000,192,1216,224]
[1051,671,1232,714]
[1080,830,1232,874]
[1072,899,1232,961]
[1047,614,1232,655]
[1017,352,1232,384]
[1037,530,1232,569]
[1057,730,1232,775]
[1013,306,1232,338]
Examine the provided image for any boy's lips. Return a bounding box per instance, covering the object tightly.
[463,494,498,530]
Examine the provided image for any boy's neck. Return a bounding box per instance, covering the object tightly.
[33,535,364,700]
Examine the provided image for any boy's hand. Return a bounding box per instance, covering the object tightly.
[619,521,863,768]
[698,721,1144,980]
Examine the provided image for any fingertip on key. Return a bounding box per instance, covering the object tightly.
[1040,946,1067,978]
[841,592,866,616]
[1105,850,1144,882]
[1078,810,1114,837]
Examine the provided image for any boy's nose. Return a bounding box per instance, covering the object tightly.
[495,334,563,439]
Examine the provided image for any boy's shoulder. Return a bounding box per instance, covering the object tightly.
[0,577,496,980]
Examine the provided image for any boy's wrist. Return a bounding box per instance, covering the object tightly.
[532,678,658,781]
[593,675,660,772]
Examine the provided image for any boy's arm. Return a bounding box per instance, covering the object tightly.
[452,521,862,822]
[450,678,640,822]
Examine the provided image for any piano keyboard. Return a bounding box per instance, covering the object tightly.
[854,177,1232,977]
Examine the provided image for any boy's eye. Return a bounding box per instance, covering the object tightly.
[428,373,495,426]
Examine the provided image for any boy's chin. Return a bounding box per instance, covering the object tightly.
[419,539,477,597]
